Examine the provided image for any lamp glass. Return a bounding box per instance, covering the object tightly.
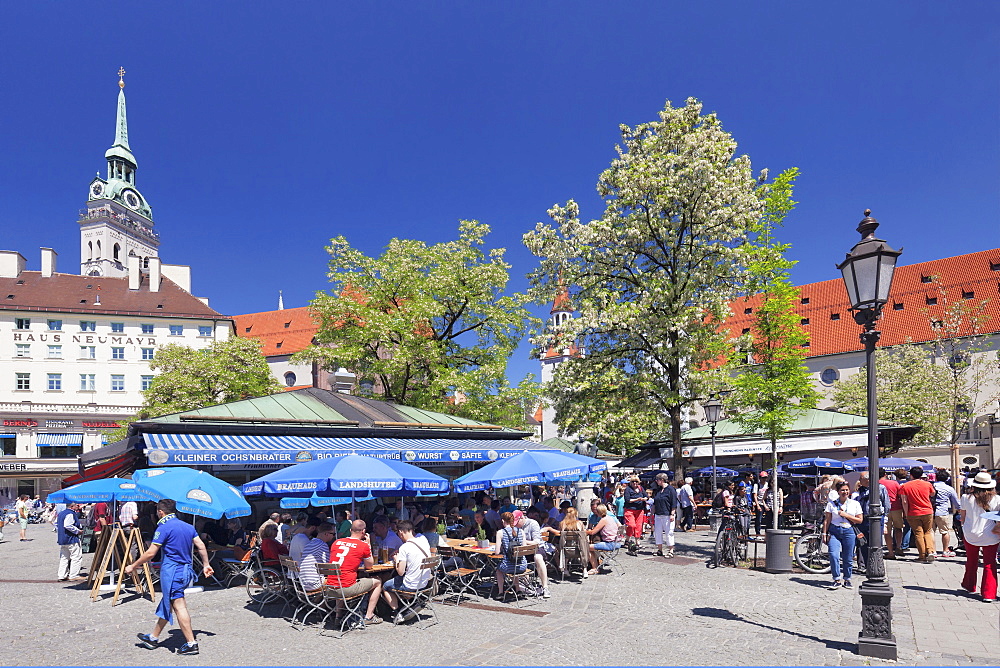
[703,399,723,424]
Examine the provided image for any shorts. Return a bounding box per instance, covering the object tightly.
[18,518,28,530]
[156,561,193,624]
[382,575,417,593]
[887,510,905,530]
[326,577,377,599]
[933,514,954,533]
[592,541,622,551]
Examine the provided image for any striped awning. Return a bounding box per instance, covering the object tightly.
[36,433,84,446]
[142,433,553,467]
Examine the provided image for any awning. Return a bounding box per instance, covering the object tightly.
[36,433,84,446]
[618,450,663,469]
[142,433,553,467]
[61,450,138,487]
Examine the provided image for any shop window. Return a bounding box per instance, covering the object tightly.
[0,436,15,456]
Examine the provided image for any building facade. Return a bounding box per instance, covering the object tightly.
[0,72,228,501]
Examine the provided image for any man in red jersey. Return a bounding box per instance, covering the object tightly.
[325,519,383,624]
[898,466,937,563]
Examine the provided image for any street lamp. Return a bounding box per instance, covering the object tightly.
[837,209,902,661]
[702,395,724,499]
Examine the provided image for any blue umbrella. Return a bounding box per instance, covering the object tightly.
[692,466,740,478]
[48,478,153,503]
[279,492,376,509]
[242,453,450,498]
[841,457,934,473]
[785,457,853,475]
[452,450,607,494]
[133,467,252,519]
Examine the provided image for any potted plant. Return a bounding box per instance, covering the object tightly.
[437,521,447,536]
[476,526,490,549]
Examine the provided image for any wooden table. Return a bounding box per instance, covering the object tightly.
[446,538,499,556]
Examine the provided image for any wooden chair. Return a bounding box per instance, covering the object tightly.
[558,529,588,580]
[504,544,539,608]
[316,563,370,638]
[436,545,479,605]
[281,556,331,628]
[393,556,441,629]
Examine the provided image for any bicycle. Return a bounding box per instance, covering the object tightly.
[713,507,749,568]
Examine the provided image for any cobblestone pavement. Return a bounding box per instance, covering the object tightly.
[0,525,996,666]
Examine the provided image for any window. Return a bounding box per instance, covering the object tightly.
[15,343,30,357]
[244,326,252,333]
[38,443,82,459]
[830,313,841,321]
[80,345,96,359]
[141,375,154,391]
[14,318,30,330]
[111,322,125,333]
[198,325,213,337]
[920,275,932,284]
[15,372,30,390]
[926,296,938,306]
[47,345,62,359]
[140,323,154,334]
[820,367,840,385]
[284,322,291,329]
[0,435,15,456]
[169,324,183,336]
[284,372,297,387]
[47,319,62,331]
[80,320,96,332]
[962,290,975,299]
[79,374,95,391]
[991,262,1000,271]
[800,318,810,325]
[801,341,810,348]
[110,374,125,391]
[111,347,125,360]
[275,341,283,349]
[741,328,750,335]
[141,347,155,360]
[800,297,810,305]
[47,373,62,391]
[744,307,752,314]
[893,303,904,310]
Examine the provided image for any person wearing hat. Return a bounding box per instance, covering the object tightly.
[56,502,85,581]
[959,471,1000,602]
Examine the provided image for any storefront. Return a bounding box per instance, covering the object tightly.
[0,458,80,502]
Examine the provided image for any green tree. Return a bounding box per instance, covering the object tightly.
[524,98,784,467]
[105,336,282,441]
[296,220,539,429]
[727,169,820,528]
[831,343,952,445]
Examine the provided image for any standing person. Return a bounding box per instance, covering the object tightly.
[651,472,678,558]
[612,483,626,524]
[16,494,31,541]
[933,470,961,558]
[678,477,695,532]
[959,472,1000,602]
[852,472,888,574]
[822,482,863,590]
[898,466,936,563]
[753,472,771,536]
[622,476,646,556]
[879,468,904,559]
[56,503,85,581]
[119,499,138,530]
[125,499,214,656]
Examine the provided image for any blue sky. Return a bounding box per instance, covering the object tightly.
[1,3,997,386]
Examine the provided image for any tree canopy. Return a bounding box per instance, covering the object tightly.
[296,219,539,429]
[524,98,786,464]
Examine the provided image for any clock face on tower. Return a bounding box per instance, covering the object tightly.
[122,190,141,209]
[91,182,105,197]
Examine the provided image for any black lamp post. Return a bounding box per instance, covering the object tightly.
[837,210,902,660]
[703,396,724,499]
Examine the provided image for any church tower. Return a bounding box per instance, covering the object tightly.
[79,68,159,277]
[539,285,578,440]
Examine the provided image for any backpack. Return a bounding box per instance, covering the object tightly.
[712,491,726,509]
[503,526,522,562]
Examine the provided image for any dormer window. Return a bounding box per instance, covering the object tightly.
[991,262,1000,271]
[800,318,810,325]
[800,297,810,305]
[893,303,904,310]
[744,307,752,314]
[921,275,932,283]
[926,296,938,305]
[830,313,840,320]
[962,290,974,299]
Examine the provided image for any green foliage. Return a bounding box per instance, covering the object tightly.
[524,98,787,463]
[296,220,540,429]
[104,336,282,441]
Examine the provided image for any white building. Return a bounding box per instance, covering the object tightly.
[0,72,229,501]
[537,287,578,442]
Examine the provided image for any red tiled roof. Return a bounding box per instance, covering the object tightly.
[233,306,319,357]
[551,285,572,313]
[0,271,226,319]
[724,248,1000,357]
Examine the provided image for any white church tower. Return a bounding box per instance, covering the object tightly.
[79,68,160,277]
[539,285,578,441]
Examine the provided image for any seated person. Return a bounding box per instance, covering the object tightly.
[382,520,433,621]
[324,519,383,625]
[556,507,590,576]
[465,511,490,539]
[259,523,288,567]
[493,511,528,598]
[484,500,502,532]
[370,515,403,560]
[289,516,321,562]
[298,522,334,591]
[226,519,249,557]
[458,498,477,526]
[421,517,461,570]
[514,509,551,598]
[587,498,601,529]
[334,509,352,539]
[586,504,623,574]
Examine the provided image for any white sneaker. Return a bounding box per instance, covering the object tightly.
[542,587,550,598]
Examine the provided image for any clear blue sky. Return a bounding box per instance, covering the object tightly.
[1,3,997,386]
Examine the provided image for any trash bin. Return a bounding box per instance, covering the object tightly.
[708,509,723,534]
[765,528,795,573]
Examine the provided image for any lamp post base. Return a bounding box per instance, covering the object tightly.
[857,579,897,660]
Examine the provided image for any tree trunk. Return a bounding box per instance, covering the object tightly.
[771,436,779,530]
[670,404,684,481]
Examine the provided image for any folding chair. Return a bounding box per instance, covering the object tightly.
[593,524,627,576]
[558,530,588,580]
[282,557,333,629]
[220,534,258,587]
[316,563,370,638]
[393,556,441,629]
[436,545,479,605]
[504,544,539,608]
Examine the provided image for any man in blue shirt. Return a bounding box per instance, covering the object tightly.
[125,499,213,656]
[56,503,84,581]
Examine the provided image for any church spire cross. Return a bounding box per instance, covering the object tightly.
[118,67,126,89]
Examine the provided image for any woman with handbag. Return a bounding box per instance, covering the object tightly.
[959,472,1000,602]
[822,481,863,590]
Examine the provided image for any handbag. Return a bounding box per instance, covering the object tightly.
[854,527,867,546]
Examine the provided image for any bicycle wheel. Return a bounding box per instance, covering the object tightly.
[714,529,727,568]
[246,567,282,603]
[793,533,831,574]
